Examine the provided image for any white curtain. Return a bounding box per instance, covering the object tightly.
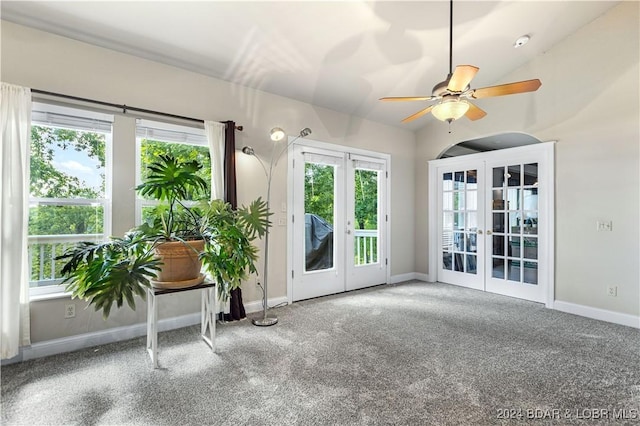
[1,83,32,359]
[204,120,230,316]
[204,121,226,200]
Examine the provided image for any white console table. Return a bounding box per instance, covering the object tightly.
[146,282,217,369]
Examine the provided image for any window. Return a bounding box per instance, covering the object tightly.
[136,119,210,224]
[29,103,113,296]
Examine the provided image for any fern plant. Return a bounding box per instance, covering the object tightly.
[57,154,270,318]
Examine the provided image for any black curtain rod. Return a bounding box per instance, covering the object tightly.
[31,89,243,131]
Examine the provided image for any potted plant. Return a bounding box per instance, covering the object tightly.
[57,154,269,318]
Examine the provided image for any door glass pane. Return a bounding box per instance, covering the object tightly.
[304,162,335,272]
[508,212,521,233]
[507,188,520,210]
[524,237,538,260]
[466,191,477,210]
[524,211,538,235]
[509,236,521,257]
[466,170,477,189]
[453,213,465,230]
[454,253,464,272]
[492,189,504,210]
[466,255,477,274]
[443,212,453,230]
[353,169,379,266]
[443,172,453,190]
[523,163,538,186]
[466,233,477,253]
[442,231,453,251]
[453,232,464,251]
[492,257,505,278]
[507,165,521,186]
[443,192,453,210]
[492,213,505,233]
[523,188,538,210]
[443,252,453,270]
[493,167,505,188]
[524,261,538,284]
[466,212,477,231]
[453,192,465,210]
[493,235,505,256]
[454,172,465,190]
[508,259,521,282]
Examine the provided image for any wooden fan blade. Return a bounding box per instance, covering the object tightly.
[401,105,435,123]
[447,65,479,92]
[472,79,542,99]
[380,96,436,102]
[465,102,487,121]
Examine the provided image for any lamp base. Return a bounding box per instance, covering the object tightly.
[252,317,278,327]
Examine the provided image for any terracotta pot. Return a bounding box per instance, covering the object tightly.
[151,240,205,289]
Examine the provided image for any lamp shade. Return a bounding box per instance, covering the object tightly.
[431,98,470,122]
[270,127,285,141]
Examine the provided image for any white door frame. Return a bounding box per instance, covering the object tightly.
[287,138,391,304]
[427,142,555,307]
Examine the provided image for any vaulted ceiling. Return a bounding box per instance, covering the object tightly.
[1,1,619,130]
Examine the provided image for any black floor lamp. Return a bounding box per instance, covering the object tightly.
[242,127,312,326]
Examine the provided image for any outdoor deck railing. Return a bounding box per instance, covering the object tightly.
[28,234,102,286]
[354,229,378,265]
[30,231,379,283]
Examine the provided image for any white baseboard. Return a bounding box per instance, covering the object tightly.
[389,273,418,284]
[11,312,200,363]
[388,273,432,284]
[244,296,289,313]
[414,273,432,282]
[553,301,640,329]
[3,295,292,364]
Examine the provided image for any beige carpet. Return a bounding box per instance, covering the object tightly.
[2,281,639,425]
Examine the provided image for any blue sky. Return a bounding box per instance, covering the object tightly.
[51,144,103,191]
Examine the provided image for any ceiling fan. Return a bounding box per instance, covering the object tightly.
[380,0,542,124]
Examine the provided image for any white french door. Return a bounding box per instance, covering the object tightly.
[430,143,554,304]
[291,144,388,301]
[437,161,486,291]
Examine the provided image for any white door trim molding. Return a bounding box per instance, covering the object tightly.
[428,142,555,306]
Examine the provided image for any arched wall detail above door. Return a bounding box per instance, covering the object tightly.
[437,132,543,159]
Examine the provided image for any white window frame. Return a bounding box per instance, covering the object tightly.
[134,119,209,226]
[29,102,113,298]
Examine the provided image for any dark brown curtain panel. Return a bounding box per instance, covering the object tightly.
[223,121,246,321]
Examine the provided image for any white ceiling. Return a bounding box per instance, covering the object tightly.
[1,1,619,131]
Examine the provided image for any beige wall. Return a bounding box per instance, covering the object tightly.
[1,21,416,342]
[415,2,639,316]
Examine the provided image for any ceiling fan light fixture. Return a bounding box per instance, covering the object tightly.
[432,98,469,122]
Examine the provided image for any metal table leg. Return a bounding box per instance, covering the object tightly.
[201,287,216,351]
[146,288,159,368]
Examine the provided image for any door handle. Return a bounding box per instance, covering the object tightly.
[477,230,483,235]
[347,230,352,235]
[486,230,493,235]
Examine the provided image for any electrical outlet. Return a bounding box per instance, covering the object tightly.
[278,217,287,226]
[65,304,76,318]
[607,286,617,297]
[597,221,613,232]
